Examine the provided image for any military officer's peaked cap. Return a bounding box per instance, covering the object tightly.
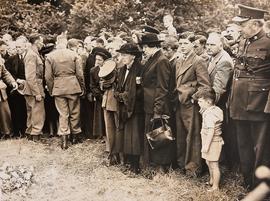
[233,4,268,23]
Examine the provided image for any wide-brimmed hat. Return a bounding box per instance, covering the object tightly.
[139,33,163,45]
[116,43,142,56]
[93,47,112,60]
[232,4,268,23]
[98,59,116,78]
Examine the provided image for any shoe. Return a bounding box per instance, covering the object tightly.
[61,135,68,150]
[25,133,32,141]
[32,135,40,142]
[71,133,83,145]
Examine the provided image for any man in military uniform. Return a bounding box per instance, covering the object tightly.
[45,35,85,149]
[230,4,270,189]
[22,34,45,142]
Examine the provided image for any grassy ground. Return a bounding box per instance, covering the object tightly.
[0,138,246,201]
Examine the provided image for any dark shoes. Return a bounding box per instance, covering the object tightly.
[70,133,83,145]
[61,135,68,150]
[32,135,40,142]
[1,134,12,140]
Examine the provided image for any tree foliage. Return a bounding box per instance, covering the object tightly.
[0,0,269,39]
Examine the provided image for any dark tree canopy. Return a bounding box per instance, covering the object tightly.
[0,0,269,39]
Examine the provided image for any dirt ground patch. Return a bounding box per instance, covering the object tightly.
[0,138,245,201]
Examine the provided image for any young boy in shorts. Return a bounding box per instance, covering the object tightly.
[193,88,224,191]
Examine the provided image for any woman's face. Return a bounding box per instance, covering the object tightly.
[120,53,135,65]
[95,55,105,67]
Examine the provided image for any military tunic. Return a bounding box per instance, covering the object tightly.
[229,30,270,188]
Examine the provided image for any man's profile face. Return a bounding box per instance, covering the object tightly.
[239,20,258,39]
[0,44,8,56]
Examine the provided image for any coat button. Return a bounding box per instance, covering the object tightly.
[262,88,266,91]
[241,63,244,65]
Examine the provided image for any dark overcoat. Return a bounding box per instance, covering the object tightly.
[5,54,27,136]
[115,59,144,155]
[141,50,174,165]
[89,66,105,138]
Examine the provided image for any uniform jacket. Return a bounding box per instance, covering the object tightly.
[175,50,211,105]
[0,58,16,101]
[45,48,85,96]
[208,49,233,103]
[24,46,45,97]
[141,50,172,115]
[230,30,270,120]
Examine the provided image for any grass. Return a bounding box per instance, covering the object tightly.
[0,138,246,201]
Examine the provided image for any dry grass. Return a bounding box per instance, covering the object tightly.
[0,138,246,201]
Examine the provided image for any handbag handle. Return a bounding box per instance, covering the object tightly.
[150,115,170,131]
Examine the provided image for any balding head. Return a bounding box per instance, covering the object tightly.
[206,33,223,56]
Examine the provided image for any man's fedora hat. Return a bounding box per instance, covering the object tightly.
[139,33,164,45]
[98,59,116,78]
[232,4,268,23]
[116,43,142,56]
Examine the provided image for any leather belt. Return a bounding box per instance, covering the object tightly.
[234,70,270,79]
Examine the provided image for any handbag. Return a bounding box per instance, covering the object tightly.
[146,116,175,150]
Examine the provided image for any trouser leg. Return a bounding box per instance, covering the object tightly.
[0,100,13,135]
[55,96,70,135]
[25,96,45,135]
[67,94,81,135]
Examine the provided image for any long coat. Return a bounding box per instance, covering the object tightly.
[141,50,172,116]
[5,54,27,136]
[229,30,270,188]
[115,59,144,155]
[0,58,16,135]
[89,66,105,138]
[174,50,211,172]
[141,50,174,165]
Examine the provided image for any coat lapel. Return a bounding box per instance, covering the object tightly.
[176,51,196,78]
[208,50,224,75]
[141,50,162,76]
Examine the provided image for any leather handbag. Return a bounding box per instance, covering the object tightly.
[146,116,175,150]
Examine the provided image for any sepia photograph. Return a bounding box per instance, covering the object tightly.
[0,0,270,200]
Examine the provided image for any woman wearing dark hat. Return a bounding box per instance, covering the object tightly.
[139,33,175,168]
[89,48,112,140]
[115,43,144,173]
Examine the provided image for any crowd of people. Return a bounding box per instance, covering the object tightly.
[0,4,270,193]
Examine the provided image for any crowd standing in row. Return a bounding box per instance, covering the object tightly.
[0,4,270,192]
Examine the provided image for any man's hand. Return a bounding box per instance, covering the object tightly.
[35,95,42,101]
[16,79,24,84]
[11,82,18,90]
